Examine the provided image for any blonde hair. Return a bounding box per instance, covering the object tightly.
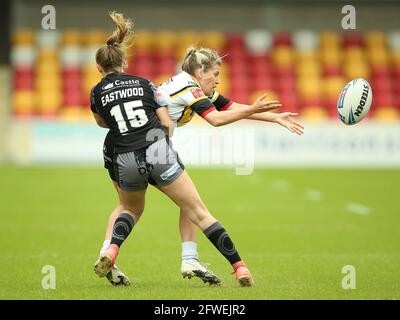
[181,47,222,75]
[96,12,134,73]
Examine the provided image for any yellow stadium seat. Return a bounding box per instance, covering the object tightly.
[344,47,365,62]
[36,67,59,78]
[344,62,370,80]
[297,77,321,99]
[177,31,202,56]
[296,61,321,78]
[365,31,387,49]
[85,30,108,46]
[36,91,61,107]
[82,64,98,75]
[36,92,61,115]
[37,48,59,62]
[215,78,230,97]
[367,48,390,66]
[36,77,62,91]
[301,106,329,122]
[59,108,87,122]
[323,76,346,99]
[391,51,400,67]
[374,107,399,123]
[36,61,60,73]
[154,31,176,50]
[200,31,227,51]
[319,48,343,66]
[62,30,82,46]
[13,90,36,114]
[250,90,279,106]
[133,31,153,50]
[296,51,318,64]
[271,46,294,67]
[13,30,35,46]
[83,77,101,94]
[219,64,230,77]
[154,74,173,86]
[319,32,342,49]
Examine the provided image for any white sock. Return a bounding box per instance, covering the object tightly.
[99,240,118,269]
[182,241,198,261]
[100,239,111,256]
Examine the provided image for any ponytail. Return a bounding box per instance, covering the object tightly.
[96,12,134,73]
[181,47,222,75]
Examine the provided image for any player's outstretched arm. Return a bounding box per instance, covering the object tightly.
[227,101,304,135]
[204,94,278,127]
[274,112,304,135]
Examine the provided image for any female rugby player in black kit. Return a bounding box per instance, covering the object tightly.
[92,12,280,286]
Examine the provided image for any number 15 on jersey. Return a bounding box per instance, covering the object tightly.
[110,100,149,133]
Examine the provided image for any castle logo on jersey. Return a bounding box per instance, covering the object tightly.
[190,87,204,99]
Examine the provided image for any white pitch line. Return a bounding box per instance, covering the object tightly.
[346,203,371,215]
[306,189,324,202]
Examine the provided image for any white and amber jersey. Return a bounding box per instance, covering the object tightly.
[157,71,233,127]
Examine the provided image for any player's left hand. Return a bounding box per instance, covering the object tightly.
[276,112,304,135]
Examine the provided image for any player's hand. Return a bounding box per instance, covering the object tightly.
[250,94,282,113]
[276,112,304,135]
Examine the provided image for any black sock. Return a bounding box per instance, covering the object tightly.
[203,221,241,265]
[110,212,135,248]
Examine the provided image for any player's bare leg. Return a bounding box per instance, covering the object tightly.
[153,183,220,285]
[159,170,253,287]
[98,181,131,286]
[94,188,146,278]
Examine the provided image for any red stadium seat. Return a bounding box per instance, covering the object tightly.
[371,65,391,79]
[13,67,34,90]
[371,77,393,96]
[373,93,395,108]
[230,91,250,104]
[275,76,296,94]
[226,47,247,64]
[63,90,83,106]
[301,96,323,108]
[326,98,339,118]
[274,32,292,47]
[343,33,364,48]
[10,29,400,121]
[323,65,342,77]
[227,33,245,50]
[279,92,299,113]
[229,62,248,78]
[273,66,295,78]
[250,75,274,91]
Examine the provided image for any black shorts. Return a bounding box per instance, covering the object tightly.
[103,131,184,187]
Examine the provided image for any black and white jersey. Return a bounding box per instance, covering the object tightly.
[157,71,233,127]
[90,72,166,153]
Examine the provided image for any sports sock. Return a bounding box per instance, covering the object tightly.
[100,239,111,256]
[203,221,241,265]
[182,241,198,261]
[110,212,135,248]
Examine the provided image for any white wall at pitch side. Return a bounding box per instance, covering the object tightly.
[3,120,400,170]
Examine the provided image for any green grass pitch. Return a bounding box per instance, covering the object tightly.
[0,166,399,299]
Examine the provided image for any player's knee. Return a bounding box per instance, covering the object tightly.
[123,207,143,222]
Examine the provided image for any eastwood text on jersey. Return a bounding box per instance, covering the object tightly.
[101,88,144,106]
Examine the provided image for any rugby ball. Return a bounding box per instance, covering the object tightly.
[337,78,372,125]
